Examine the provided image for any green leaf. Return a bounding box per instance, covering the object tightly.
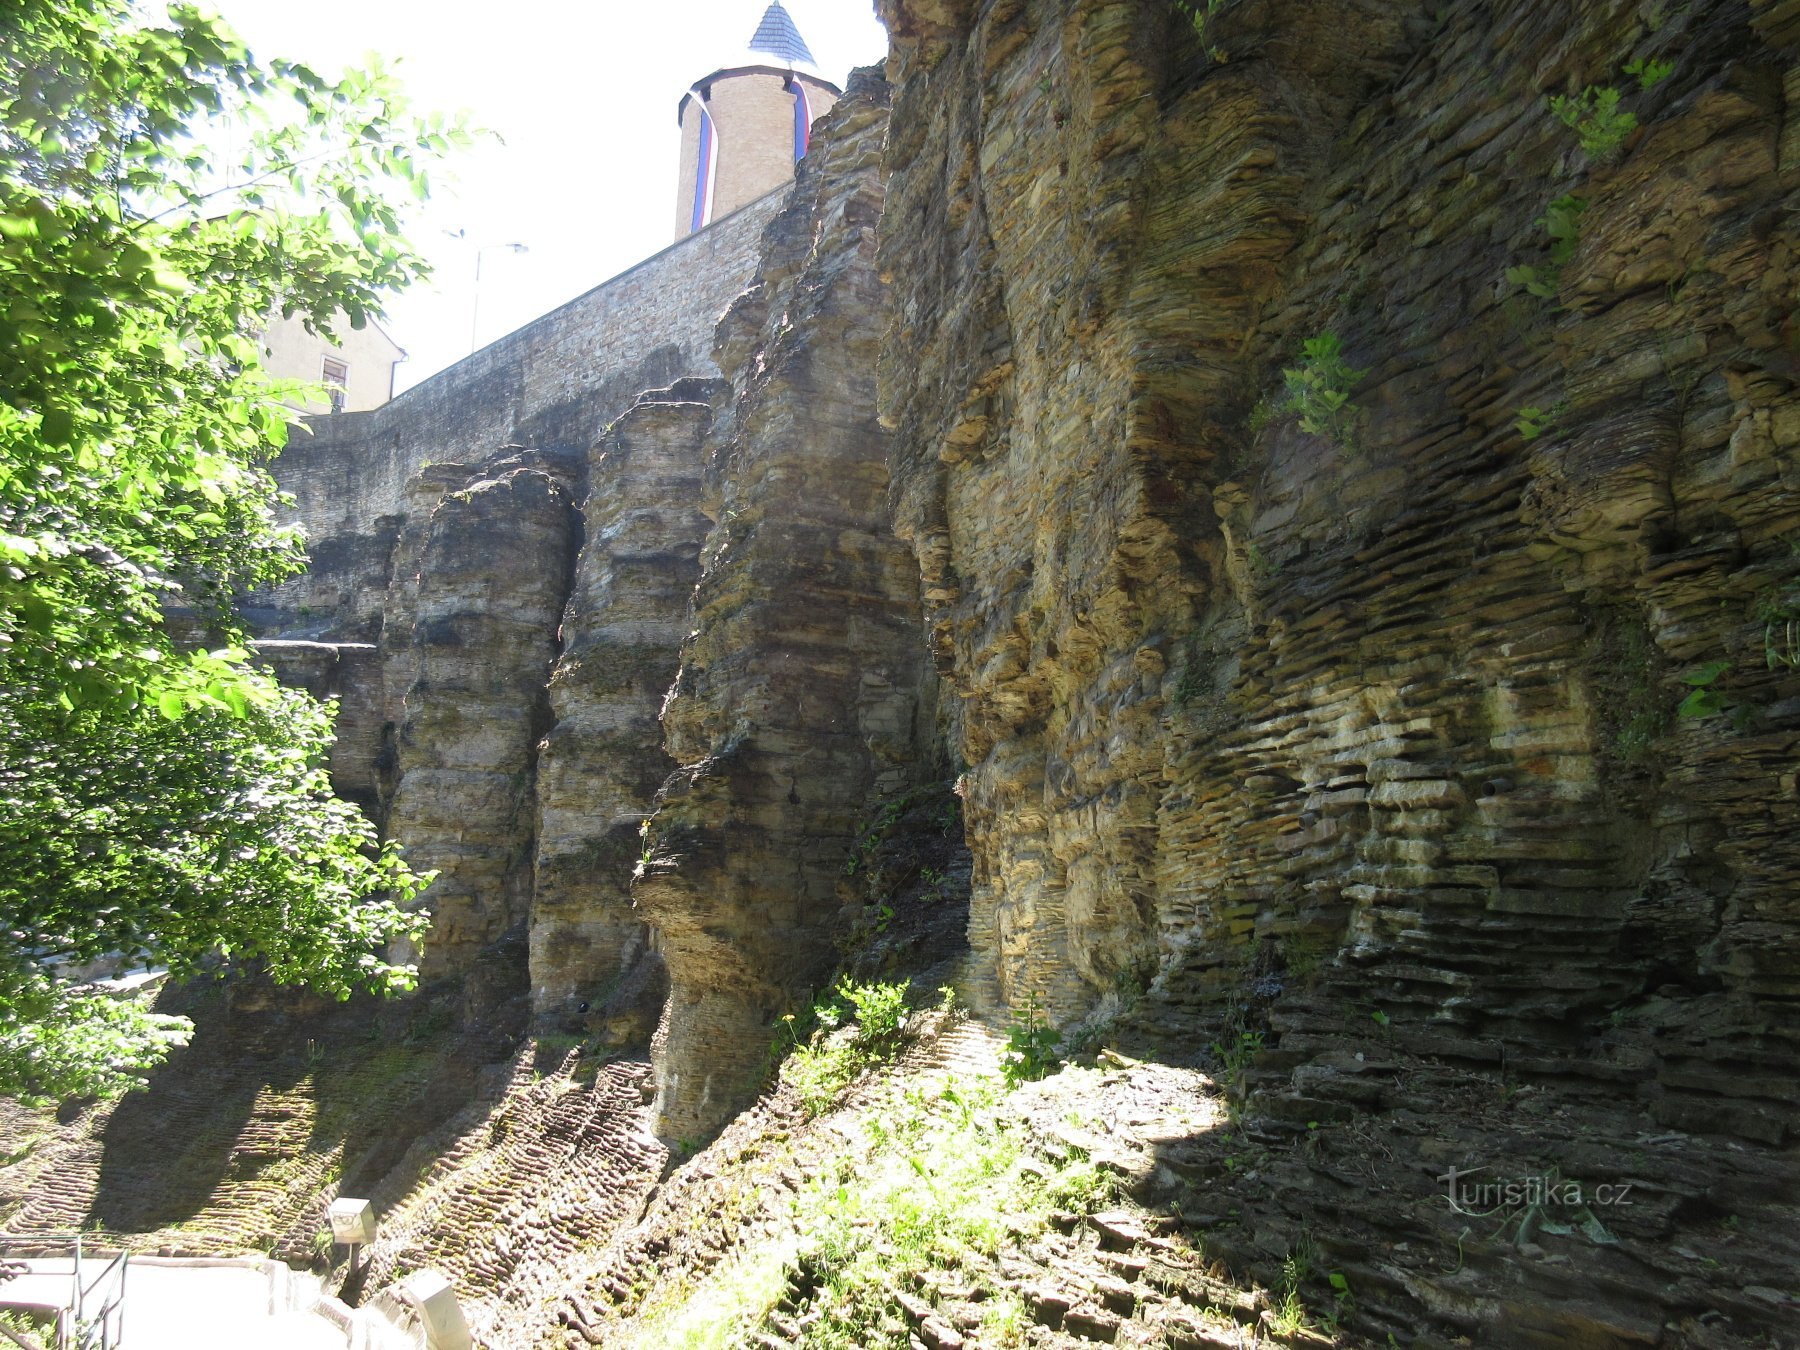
[38,408,76,445]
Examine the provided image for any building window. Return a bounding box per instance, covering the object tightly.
[322,356,349,413]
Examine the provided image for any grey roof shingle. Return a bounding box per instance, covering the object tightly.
[747,2,816,66]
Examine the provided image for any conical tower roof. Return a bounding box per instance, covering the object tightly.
[747,2,816,67]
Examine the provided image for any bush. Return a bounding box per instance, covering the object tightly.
[1278,333,1366,451]
[782,979,912,1115]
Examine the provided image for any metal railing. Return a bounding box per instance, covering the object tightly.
[0,1235,127,1350]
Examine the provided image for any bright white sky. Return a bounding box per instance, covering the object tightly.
[202,0,891,391]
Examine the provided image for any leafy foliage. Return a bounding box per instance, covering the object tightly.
[1676,660,1736,721]
[1549,85,1637,161]
[630,1071,1118,1349]
[1755,552,1800,670]
[1623,56,1675,92]
[1277,332,1367,451]
[1505,193,1587,302]
[0,0,463,1100]
[1515,405,1558,441]
[1001,996,1060,1086]
[782,979,912,1115]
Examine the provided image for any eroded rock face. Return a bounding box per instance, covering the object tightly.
[873,0,1798,1336]
[636,71,929,1140]
[530,382,725,1024]
[385,451,579,984]
[878,0,1798,1078]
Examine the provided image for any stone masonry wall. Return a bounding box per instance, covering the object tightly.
[253,191,783,644]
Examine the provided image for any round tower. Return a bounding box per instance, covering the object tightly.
[673,2,842,240]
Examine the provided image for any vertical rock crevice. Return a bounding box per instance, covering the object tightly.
[382,450,581,1006]
[530,380,727,1030]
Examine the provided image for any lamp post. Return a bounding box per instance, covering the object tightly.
[469,241,528,354]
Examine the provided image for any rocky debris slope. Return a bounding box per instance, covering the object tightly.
[0,989,673,1350]
[542,1013,1340,1350]
[636,68,937,1141]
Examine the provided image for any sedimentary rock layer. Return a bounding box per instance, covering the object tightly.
[385,451,578,981]
[874,0,1799,1337]
[636,70,930,1140]
[879,0,1798,1102]
[531,381,725,1023]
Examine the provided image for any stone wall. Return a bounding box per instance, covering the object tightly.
[252,190,783,643]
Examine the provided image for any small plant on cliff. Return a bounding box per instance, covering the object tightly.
[1755,550,1800,670]
[1675,660,1747,726]
[1515,404,1560,441]
[1210,1027,1264,1086]
[1277,333,1367,452]
[1001,996,1061,1085]
[1624,56,1676,91]
[783,978,912,1114]
[1174,0,1227,57]
[1506,194,1587,303]
[1549,84,1638,161]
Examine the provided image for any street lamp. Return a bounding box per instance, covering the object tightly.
[469,241,528,354]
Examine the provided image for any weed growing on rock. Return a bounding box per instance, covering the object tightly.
[627,1068,1120,1347]
[1325,1269,1355,1332]
[1001,996,1061,1085]
[781,1074,1112,1345]
[1676,660,1747,726]
[978,1291,1029,1346]
[1515,404,1560,440]
[1624,56,1675,91]
[1210,1027,1264,1086]
[1506,194,1587,303]
[1173,0,1227,60]
[1278,333,1366,451]
[1549,85,1637,161]
[782,978,912,1115]
[1755,551,1800,669]
[1269,1240,1314,1336]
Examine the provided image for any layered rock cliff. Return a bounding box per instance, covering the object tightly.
[6,3,1796,1345]
[637,69,935,1140]
[530,380,724,1026]
[865,0,1800,1338]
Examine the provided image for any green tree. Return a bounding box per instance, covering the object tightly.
[0,0,467,1102]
